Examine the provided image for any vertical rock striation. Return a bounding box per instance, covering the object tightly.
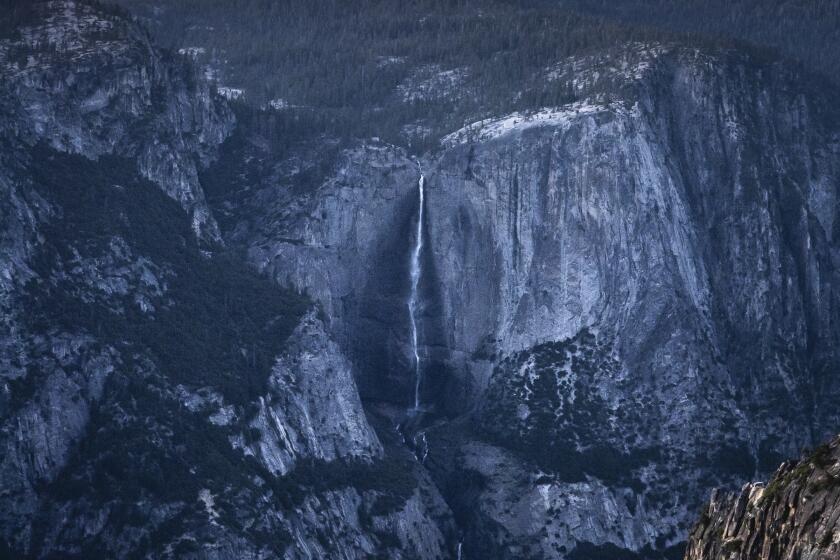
[417,45,840,556]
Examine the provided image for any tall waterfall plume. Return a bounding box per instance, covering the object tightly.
[409,172,425,411]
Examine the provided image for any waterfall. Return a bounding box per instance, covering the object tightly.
[409,172,425,411]
[457,541,463,560]
[413,431,429,463]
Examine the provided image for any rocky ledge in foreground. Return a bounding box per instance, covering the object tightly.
[685,435,840,560]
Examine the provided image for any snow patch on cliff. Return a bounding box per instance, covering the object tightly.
[397,65,468,102]
[442,102,608,146]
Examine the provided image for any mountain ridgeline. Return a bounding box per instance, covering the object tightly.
[111,0,839,150]
[1,1,839,559]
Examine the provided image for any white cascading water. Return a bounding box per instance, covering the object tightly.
[457,541,463,560]
[413,431,429,463]
[409,173,425,411]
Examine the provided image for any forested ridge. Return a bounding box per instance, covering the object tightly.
[97,1,729,147]
[107,0,839,147]
[571,0,840,86]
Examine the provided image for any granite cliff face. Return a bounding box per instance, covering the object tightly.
[415,45,840,556]
[685,434,840,560]
[225,45,840,558]
[228,140,424,404]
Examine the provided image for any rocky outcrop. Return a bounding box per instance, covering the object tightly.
[0,0,234,240]
[246,311,383,476]
[685,435,840,560]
